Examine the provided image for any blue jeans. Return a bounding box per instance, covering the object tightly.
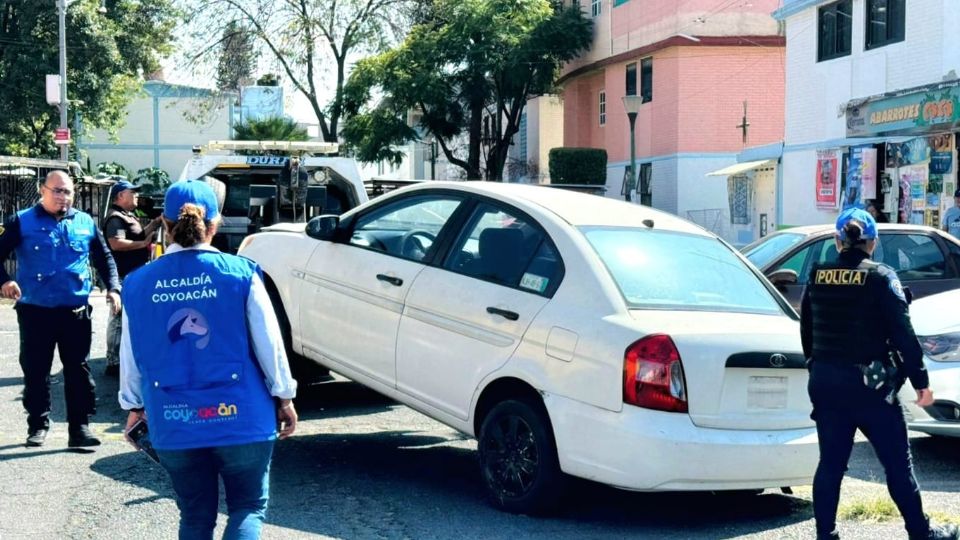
[157,440,275,540]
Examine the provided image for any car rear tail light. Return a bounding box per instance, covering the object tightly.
[623,334,688,413]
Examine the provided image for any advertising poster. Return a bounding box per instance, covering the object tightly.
[860,148,878,199]
[928,133,953,175]
[900,164,929,213]
[816,150,839,209]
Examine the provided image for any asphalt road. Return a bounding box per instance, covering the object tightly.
[0,294,958,539]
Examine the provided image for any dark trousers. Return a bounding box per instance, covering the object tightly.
[17,303,96,431]
[808,361,927,538]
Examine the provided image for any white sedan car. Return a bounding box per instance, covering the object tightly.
[900,288,960,436]
[239,181,818,513]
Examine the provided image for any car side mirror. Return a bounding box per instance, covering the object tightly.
[305,215,341,241]
[903,285,913,305]
[767,269,799,293]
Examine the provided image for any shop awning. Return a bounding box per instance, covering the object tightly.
[706,159,775,177]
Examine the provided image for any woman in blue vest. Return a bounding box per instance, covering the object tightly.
[118,179,298,540]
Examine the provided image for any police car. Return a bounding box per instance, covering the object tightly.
[176,141,369,252]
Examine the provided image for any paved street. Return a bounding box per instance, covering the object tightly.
[0,294,957,539]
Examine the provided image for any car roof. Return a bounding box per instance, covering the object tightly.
[771,223,943,237]
[402,181,711,236]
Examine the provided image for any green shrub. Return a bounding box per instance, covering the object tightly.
[548,147,607,185]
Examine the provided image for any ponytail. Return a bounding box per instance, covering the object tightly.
[171,203,207,247]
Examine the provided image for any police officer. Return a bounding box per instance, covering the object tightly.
[102,180,161,376]
[801,208,957,540]
[0,170,121,448]
[118,180,297,539]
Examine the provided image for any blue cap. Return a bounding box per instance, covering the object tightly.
[836,207,877,241]
[163,180,220,221]
[109,180,140,200]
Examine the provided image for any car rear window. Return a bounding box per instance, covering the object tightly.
[583,227,785,315]
[742,232,805,269]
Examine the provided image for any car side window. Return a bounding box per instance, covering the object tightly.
[947,239,960,277]
[877,233,946,280]
[349,195,462,262]
[774,239,832,284]
[445,203,561,295]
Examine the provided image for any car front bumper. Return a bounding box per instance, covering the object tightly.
[900,359,960,437]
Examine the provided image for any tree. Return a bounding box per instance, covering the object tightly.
[134,167,171,196]
[231,116,309,155]
[215,20,256,93]
[256,73,279,87]
[183,0,419,143]
[341,0,592,180]
[0,1,179,158]
[96,161,130,178]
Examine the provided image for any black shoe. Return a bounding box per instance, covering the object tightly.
[927,524,960,540]
[26,429,48,447]
[817,532,840,540]
[104,363,119,377]
[68,425,101,448]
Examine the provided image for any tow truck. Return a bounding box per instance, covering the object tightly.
[176,140,369,252]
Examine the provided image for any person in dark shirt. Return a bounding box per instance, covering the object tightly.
[102,180,161,376]
[800,208,957,540]
[0,171,121,448]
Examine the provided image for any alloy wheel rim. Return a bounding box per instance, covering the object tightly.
[482,413,540,499]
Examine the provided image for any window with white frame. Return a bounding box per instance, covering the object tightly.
[599,90,606,126]
[591,0,601,17]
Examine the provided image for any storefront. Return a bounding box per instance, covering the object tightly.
[841,80,960,226]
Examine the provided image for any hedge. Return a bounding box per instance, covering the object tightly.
[548,147,607,185]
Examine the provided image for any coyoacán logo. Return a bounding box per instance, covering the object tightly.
[166,308,211,349]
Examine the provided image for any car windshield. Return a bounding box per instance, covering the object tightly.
[582,227,784,315]
[742,232,805,268]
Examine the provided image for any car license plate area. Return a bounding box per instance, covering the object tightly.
[747,376,788,409]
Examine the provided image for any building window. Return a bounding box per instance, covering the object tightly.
[638,163,652,206]
[599,90,606,126]
[591,0,601,17]
[625,63,637,96]
[866,0,905,50]
[817,1,852,62]
[614,0,628,6]
[640,57,653,103]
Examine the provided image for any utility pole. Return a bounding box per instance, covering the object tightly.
[57,0,69,161]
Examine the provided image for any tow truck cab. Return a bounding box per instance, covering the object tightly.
[177,141,369,252]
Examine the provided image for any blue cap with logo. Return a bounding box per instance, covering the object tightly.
[836,207,877,241]
[163,180,220,221]
[109,180,140,201]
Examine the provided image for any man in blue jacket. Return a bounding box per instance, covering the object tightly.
[0,170,121,447]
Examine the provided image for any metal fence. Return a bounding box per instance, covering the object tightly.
[0,156,113,278]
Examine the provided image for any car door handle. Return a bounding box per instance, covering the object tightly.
[376,274,403,287]
[486,307,519,321]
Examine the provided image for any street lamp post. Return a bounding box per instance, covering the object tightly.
[57,0,69,161]
[622,95,643,203]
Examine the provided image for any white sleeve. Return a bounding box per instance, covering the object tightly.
[117,309,144,410]
[247,273,298,399]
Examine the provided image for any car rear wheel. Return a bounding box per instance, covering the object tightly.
[478,398,564,514]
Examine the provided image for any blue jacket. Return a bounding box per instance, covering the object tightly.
[122,249,277,450]
[0,205,119,307]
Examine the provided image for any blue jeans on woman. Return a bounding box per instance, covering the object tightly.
[157,440,275,540]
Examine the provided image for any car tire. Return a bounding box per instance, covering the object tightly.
[478,398,565,514]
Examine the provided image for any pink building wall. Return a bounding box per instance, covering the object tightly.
[562,44,785,162]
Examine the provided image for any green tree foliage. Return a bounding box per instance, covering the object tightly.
[0,0,179,158]
[548,148,607,185]
[256,73,279,87]
[134,166,171,196]
[342,0,592,180]
[184,0,418,143]
[231,116,309,155]
[96,161,129,178]
[215,20,256,93]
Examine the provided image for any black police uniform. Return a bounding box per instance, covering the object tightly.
[801,249,930,539]
[0,205,120,435]
[102,204,151,371]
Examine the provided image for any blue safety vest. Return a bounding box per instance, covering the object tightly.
[16,206,96,308]
[123,249,277,450]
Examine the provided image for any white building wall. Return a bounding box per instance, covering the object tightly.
[781,0,958,226]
